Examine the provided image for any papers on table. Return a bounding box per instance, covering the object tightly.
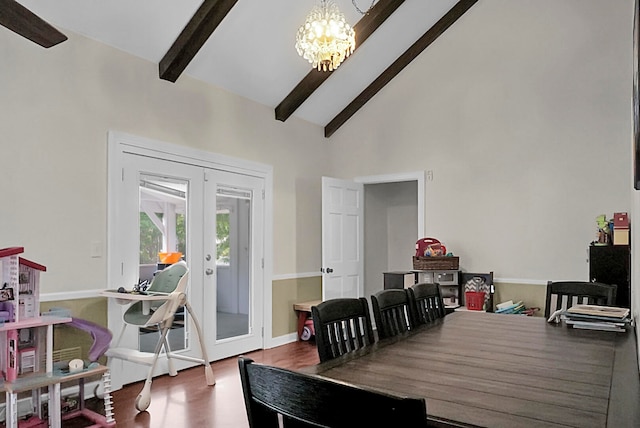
[561,304,631,332]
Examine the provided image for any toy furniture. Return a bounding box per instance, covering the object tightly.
[0,301,13,323]
[102,260,215,411]
[293,300,321,341]
[0,247,115,428]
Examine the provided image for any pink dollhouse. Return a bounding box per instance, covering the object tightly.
[0,246,46,324]
[0,247,115,427]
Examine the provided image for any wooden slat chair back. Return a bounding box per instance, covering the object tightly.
[544,281,617,318]
[311,298,375,363]
[408,282,446,325]
[238,357,428,428]
[371,289,413,339]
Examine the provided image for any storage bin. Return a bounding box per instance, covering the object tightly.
[412,256,459,271]
[465,291,485,311]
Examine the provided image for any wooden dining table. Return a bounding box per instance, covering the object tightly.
[301,311,640,427]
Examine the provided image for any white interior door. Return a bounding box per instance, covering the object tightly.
[321,177,364,300]
[108,151,265,389]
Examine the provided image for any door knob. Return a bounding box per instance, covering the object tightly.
[205,268,214,275]
[326,268,334,273]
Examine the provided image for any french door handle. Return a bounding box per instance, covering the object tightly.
[205,268,214,275]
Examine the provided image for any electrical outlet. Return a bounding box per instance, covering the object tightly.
[426,170,433,181]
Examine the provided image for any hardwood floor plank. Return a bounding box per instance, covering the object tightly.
[108,341,319,427]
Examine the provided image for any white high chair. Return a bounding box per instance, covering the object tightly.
[104,261,215,411]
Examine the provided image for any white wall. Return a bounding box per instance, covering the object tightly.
[0,30,329,292]
[329,0,634,283]
[0,0,634,300]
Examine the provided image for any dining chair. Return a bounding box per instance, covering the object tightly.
[544,281,617,318]
[408,282,446,325]
[311,298,375,362]
[371,289,414,339]
[238,356,428,428]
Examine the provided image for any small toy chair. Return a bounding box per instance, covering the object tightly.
[107,261,215,411]
[0,301,14,323]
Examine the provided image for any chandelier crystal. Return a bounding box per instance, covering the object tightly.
[295,0,356,72]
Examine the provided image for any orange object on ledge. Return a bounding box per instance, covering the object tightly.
[158,252,182,264]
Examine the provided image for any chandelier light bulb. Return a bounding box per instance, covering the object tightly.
[295,0,356,72]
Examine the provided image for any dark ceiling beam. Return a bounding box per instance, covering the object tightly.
[0,0,67,48]
[159,0,238,83]
[275,0,405,122]
[324,0,478,138]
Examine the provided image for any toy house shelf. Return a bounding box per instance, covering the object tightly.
[0,247,115,428]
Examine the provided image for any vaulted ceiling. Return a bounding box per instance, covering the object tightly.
[3,0,477,137]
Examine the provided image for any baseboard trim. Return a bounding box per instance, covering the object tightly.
[494,278,548,286]
[272,272,320,281]
[40,289,104,302]
[267,332,298,348]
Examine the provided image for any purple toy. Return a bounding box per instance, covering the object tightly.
[69,318,112,362]
[0,301,14,323]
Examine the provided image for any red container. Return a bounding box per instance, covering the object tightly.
[465,291,486,311]
[614,212,629,228]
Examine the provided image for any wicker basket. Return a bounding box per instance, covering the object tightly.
[412,256,459,271]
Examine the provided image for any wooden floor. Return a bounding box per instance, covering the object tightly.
[105,340,319,428]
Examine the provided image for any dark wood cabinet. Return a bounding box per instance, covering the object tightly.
[589,245,631,308]
[382,271,416,290]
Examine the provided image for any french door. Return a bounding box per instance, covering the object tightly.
[108,149,265,388]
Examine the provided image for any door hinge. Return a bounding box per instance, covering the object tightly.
[262,189,265,199]
[261,258,264,269]
[261,327,264,338]
[121,168,124,182]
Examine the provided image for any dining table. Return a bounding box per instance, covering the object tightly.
[301,311,640,427]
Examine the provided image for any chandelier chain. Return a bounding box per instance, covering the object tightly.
[352,0,376,15]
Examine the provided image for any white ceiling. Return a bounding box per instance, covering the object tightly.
[16,0,458,127]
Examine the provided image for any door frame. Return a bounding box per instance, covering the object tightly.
[319,171,425,303]
[355,171,425,239]
[107,131,275,349]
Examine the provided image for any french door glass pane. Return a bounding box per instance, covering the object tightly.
[216,187,251,340]
[138,173,188,352]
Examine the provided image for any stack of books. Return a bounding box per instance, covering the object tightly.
[496,300,525,314]
[562,305,631,332]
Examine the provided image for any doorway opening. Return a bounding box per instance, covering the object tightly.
[357,172,424,301]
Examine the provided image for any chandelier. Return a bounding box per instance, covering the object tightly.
[295,0,356,72]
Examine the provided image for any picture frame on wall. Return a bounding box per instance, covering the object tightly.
[0,287,14,302]
[634,0,640,189]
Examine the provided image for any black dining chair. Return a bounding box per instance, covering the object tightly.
[371,289,414,339]
[544,281,617,318]
[408,282,446,325]
[311,298,375,363]
[238,356,428,428]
